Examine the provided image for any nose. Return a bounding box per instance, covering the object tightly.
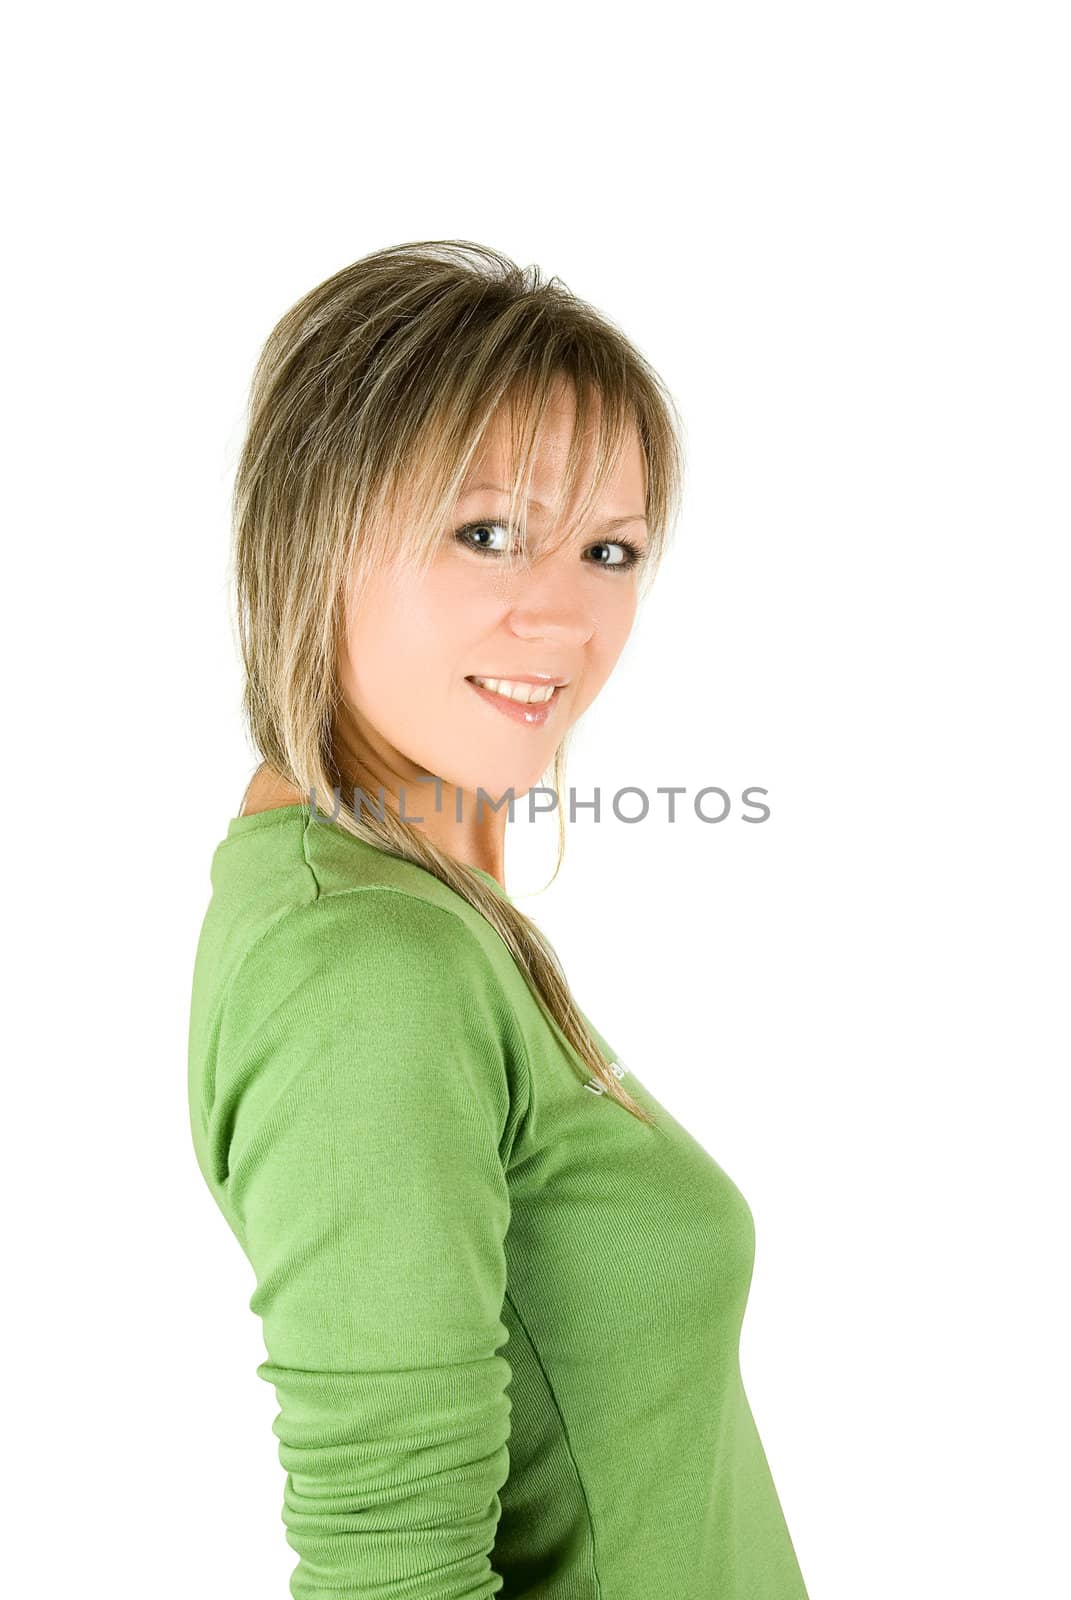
[504,561,595,648]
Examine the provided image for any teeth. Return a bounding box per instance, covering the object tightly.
[471,677,557,705]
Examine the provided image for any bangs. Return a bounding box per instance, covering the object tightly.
[366,357,648,590]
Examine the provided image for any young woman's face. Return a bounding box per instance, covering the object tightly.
[337,383,650,810]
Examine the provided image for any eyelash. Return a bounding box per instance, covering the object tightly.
[453,520,646,573]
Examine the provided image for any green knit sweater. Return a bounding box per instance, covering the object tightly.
[187,804,809,1598]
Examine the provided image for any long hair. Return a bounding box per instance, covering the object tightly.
[231,239,686,1124]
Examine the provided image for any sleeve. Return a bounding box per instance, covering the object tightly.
[212,887,528,1599]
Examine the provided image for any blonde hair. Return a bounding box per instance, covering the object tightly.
[232,239,686,1124]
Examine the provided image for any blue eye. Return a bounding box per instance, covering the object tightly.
[453,521,646,573]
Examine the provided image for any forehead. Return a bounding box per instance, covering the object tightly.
[461,388,647,514]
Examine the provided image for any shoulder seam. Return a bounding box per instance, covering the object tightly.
[214,811,307,849]
[225,881,535,1134]
[230,881,487,989]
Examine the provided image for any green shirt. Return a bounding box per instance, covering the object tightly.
[187,804,809,1598]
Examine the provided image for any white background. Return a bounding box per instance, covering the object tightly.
[4,3,1068,1596]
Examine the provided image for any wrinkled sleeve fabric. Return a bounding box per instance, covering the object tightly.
[212,887,526,1599]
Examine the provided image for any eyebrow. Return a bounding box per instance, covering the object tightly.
[458,482,648,536]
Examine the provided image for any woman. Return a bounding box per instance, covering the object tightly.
[187,239,810,1598]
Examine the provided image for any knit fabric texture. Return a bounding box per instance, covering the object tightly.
[187,804,809,1598]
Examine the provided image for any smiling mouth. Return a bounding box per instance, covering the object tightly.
[466,675,561,705]
[465,676,565,724]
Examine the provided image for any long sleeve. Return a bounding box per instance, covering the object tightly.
[209,886,529,1599]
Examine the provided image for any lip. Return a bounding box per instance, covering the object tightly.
[468,673,570,687]
[465,676,565,727]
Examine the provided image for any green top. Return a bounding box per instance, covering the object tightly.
[187,804,809,1598]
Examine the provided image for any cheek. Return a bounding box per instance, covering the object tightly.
[339,575,416,712]
[339,565,488,716]
[411,546,517,625]
[591,582,639,668]
[560,584,637,722]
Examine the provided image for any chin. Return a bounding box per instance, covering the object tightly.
[478,774,540,803]
[465,767,550,807]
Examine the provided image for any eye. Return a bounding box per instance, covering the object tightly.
[453,520,648,573]
[454,519,513,555]
[584,537,646,574]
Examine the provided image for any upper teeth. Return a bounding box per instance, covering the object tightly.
[470,677,558,704]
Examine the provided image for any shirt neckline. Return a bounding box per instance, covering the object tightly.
[224,803,507,893]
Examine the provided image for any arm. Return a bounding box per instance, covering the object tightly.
[213,888,527,1598]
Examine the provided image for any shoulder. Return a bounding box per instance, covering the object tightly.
[226,883,531,1164]
[228,882,511,1027]
[201,812,533,1117]
[209,808,518,1000]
